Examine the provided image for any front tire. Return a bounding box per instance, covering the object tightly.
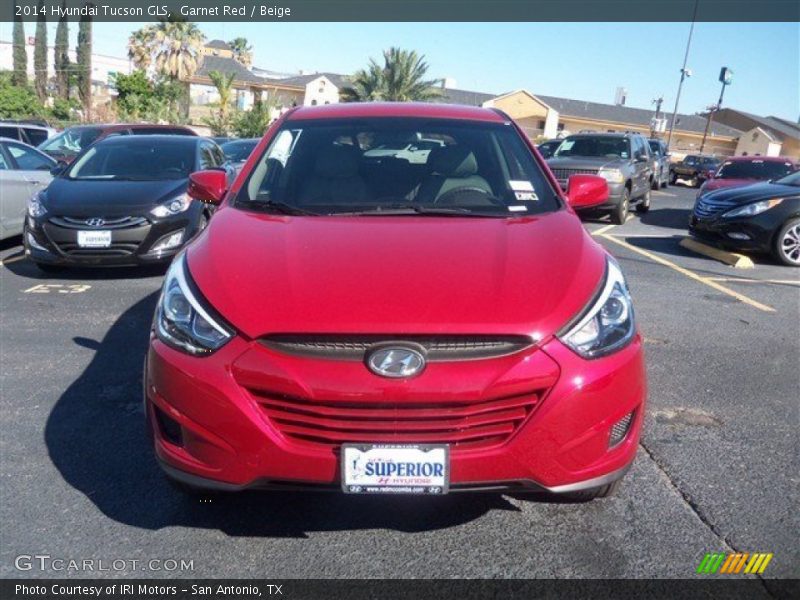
[773,218,800,267]
[611,188,630,225]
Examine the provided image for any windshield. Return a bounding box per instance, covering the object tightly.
[221,139,258,162]
[38,127,102,159]
[234,118,560,217]
[554,136,629,159]
[66,140,196,181]
[774,170,800,186]
[717,159,794,180]
[683,156,699,165]
[648,141,661,155]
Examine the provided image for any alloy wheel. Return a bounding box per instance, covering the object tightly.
[781,223,800,264]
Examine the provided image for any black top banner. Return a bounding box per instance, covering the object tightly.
[4,0,800,22]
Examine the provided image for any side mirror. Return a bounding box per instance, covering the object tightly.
[188,170,228,205]
[566,174,609,209]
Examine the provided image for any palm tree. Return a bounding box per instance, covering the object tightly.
[229,37,253,67]
[342,47,441,102]
[208,70,236,123]
[128,18,205,81]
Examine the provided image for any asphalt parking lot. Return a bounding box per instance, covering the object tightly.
[0,184,797,585]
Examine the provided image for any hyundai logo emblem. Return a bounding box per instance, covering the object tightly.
[366,346,426,378]
[86,218,105,227]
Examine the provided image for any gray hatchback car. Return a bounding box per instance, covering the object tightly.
[546,132,653,224]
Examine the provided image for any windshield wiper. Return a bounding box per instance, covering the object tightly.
[238,199,319,216]
[331,204,508,218]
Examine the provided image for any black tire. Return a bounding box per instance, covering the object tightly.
[650,176,658,191]
[558,480,622,502]
[661,177,668,189]
[772,218,800,267]
[34,262,65,274]
[610,188,630,225]
[669,172,677,185]
[691,176,700,188]
[635,188,651,213]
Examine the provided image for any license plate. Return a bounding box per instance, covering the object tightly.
[77,230,111,248]
[341,444,449,495]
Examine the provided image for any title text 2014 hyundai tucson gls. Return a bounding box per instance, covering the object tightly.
[145,103,647,500]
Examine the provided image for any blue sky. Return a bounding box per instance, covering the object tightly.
[3,21,797,120]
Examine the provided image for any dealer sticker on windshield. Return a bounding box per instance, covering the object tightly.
[341,444,449,494]
[509,180,539,201]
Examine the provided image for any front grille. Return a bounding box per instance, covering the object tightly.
[250,390,541,451]
[549,167,600,182]
[693,198,737,219]
[49,216,148,230]
[261,335,533,361]
[54,242,139,256]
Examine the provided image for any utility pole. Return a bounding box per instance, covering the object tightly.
[666,0,699,149]
[700,67,733,154]
[650,96,664,137]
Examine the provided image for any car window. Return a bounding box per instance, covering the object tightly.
[0,126,21,141]
[6,142,54,170]
[131,127,192,136]
[221,139,259,162]
[555,136,630,159]
[39,127,102,160]
[211,143,226,166]
[648,140,661,156]
[199,143,219,169]
[0,147,9,170]
[237,117,561,217]
[717,160,795,180]
[67,140,196,181]
[23,128,49,147]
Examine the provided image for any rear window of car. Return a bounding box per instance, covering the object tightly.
[0,126,20,141]
[235,117,561,217]
[717,159,795,180]
[23,128,49,146]
[66,139,196,181]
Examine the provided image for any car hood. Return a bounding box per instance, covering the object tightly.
[187,208,606,340]
[702,181,800,206]
[546,156,623,170]
[43,178,188,217]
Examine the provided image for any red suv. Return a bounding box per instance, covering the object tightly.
[145,103,646,500]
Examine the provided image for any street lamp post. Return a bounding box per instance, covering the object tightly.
[666,0,699,150]
[699,67,733,154]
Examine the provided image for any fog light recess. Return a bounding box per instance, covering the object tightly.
[154,405,183,447]
[609,411,634,447]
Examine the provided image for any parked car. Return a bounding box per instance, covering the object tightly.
[37,123,197,165]
[547,132,653,224]
[697,156,796,198]
[362,137,445,164]
[689,169,800,266]
[647,138,670,189]
[670,154,721,187]
[0,121,57,147]
[24,135,227,271]
[212,137,232,145]
[145,102,645,500]
[0,138,56,241]
[537,139,563,159]
[220,138,260,174]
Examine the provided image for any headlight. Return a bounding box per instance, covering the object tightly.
[155,253,233,355]
[559,258,636,358]
[598,168,624,184]
[28,191,47,217]
[722,198,783,219]
[151,193,191,218]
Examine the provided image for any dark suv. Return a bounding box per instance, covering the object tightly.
[546,132,653,224]
[670,154,721,187]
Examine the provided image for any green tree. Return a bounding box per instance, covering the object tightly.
[229,37,253,67]
[34,1,48,102]
[202,70,236,135]
[12,13,27,87]
[128,18,205,81]
[0,71,45,119]
[76,10,92,119]
[54,0,70,100]
[232,99,278,137]
[342,47,441,102]
[113,69,153,117]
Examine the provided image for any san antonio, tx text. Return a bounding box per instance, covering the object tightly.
[15,584,280,597]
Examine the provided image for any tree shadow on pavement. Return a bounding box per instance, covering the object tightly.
[45,293,520,538]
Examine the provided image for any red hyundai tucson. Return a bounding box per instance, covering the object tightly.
[144,103,647,500]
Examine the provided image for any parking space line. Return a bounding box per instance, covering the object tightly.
[0,254,25,266]
[708,277,800,287]
[591,224,617,236]
[598,233,776,313]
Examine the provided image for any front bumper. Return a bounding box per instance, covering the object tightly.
[145,331,647,493]
[688,213,774,253]
[24,211,202,267]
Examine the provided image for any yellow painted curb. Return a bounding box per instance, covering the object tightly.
[679,237,755,269]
